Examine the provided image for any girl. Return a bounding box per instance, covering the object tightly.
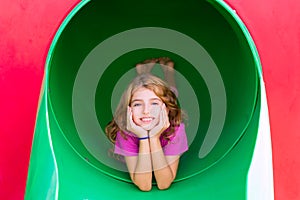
[105,58,188,191]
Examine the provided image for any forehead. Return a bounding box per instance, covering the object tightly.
[131,87,160,101]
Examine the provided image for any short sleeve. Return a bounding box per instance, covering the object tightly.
[114,131,139,156]
[163,123,188,156]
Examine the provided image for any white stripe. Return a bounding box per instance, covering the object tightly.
[247,80,274,199]
[45,93,59,200]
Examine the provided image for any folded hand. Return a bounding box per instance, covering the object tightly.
[149,104,170,138]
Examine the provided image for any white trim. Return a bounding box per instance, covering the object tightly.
[45,95,59,200]
[247,80,274,200]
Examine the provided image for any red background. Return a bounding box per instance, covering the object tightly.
[0,0,299,199]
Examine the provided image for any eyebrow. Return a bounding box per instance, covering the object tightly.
[131,98,162,103]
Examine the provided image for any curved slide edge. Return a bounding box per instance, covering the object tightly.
[24,0,274,199]
[25,78,265,200]
[25,91,59,200]
[247,80,274,200]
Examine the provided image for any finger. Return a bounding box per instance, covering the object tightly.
[126,106,131,130]
[159,105,166,127]
[128,107,136,130]
[159,107,164,126]
[163,107,168,128]
[162,104,169,128]
[164,104,169,118]
[129,110,135,127]
[153,108,163,131]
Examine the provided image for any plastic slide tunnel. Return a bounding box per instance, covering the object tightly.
[25,0,274,199]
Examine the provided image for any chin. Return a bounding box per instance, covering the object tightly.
[142,126,153,131]
[141,124,155,131]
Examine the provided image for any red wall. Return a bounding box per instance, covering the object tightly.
[0,0,299,199]
[0,1,79,198]
[225,1,300,199]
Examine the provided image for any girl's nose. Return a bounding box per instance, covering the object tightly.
[143,104,150,114]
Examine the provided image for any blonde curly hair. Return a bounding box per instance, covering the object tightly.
[105,73,182,143]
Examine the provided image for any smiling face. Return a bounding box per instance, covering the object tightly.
[130,87,163,131]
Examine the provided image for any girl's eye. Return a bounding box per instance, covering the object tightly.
[133,103,142,107]
[151,101,160,106]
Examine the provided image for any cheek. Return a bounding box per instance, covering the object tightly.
[150,106,161,117]
[132,116,139,124]
[131,107,141,115]
[131,108,140,123]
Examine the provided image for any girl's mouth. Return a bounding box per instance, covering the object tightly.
[140,117,154,123]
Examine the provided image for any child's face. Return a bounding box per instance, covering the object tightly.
[130,87,163,131]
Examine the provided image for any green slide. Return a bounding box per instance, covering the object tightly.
[25,0,274,199]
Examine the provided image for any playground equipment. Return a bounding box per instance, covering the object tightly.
[25,0,274,199]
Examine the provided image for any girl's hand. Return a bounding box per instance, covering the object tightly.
[126,107,148,138]
[149,104,170,138]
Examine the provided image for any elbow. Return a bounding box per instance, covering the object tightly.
[137,183,152,192]
[131,173,152,191]
[157,176,175,190]
[157,182,172,190]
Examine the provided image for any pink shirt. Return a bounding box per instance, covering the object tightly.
[114,123,188,156]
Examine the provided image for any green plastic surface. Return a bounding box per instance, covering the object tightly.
[26,0,262,199]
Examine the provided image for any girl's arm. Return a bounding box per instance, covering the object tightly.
[125,107,153,191]
[148,104,180,190]
[149,137,180,190]
[125,139,153,191]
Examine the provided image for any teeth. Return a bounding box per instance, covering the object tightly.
[141,117,153,122]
